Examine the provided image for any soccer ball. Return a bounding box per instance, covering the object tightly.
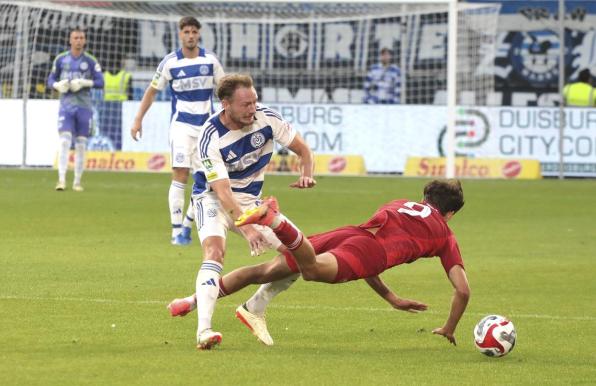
[473,315,516,357]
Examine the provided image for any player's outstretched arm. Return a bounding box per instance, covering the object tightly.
[364,276,428,313]
[432,265,470,346]
[131,86,158,141]
[287,133,316,189]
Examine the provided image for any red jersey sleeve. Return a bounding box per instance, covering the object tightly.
[439,235,464,275]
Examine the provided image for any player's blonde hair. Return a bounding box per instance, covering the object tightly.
[216,74,254,101]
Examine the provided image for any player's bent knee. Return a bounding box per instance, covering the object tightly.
[300,266,321,282]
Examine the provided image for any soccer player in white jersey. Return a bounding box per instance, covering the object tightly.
[188,74,315,349]
[130,16,224,245]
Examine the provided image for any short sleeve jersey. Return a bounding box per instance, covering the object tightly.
[192,104,296,197]
[359,199,464,274]
[151,48,225,131]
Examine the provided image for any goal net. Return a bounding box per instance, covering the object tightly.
[0,0,500,165]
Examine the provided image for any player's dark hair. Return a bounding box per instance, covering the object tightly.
[179,16,201,30]
[217,73,254,101]
[380,47,392,55]
[578,68,591,83]
[423,179,464,215]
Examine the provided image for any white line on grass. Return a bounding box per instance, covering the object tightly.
[2,294,595,322]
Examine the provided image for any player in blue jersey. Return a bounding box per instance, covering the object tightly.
[363,47,401,104]
[48,28,104,191]
[188,74,315,349]
[130,16,225,246]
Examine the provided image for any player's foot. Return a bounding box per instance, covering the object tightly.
[55,181,66,191]
[197,329,222,350]
[72,184,84,192]
[234,196,279,228]
[171,233,191,246]
[167,298,195,317]
[180,226,192,244]
[235,304,274,346]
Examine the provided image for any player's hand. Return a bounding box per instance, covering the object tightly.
[432,327,457,346]
[52,79,70,94]
[240,225,270,256]
[69,78,93,92]
[392,298,428,313]
[289,176,316,189]
[131,120,142,141]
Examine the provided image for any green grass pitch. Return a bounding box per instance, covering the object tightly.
[1,169,595,385]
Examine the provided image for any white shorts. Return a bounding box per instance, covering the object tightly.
[192,191,282,251]
[169,122,199,169]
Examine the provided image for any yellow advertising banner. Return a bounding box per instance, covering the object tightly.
[56,151,170,173]
[404,157,542,179]
[266,154,366,176]
[55,151,367,176]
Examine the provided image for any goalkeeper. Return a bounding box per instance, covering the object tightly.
[47,28,104,192]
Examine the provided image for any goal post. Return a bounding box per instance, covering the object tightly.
[0,0,501,176]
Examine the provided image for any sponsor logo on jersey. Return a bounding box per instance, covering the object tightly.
[202,159,214,171]
[250,132,266,149]
[206,171,218,181]
[225,150,237,161]
[94,63,102,72]
[177,69,186,77]
[207,208,217,217]
[151,71,161,87]
[171,76,211,91]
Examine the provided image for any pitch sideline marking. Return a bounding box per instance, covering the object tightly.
[1,294,595,322]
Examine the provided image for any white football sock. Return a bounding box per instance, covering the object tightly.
[73,136,87,185]
[196,260,223,335]
[57,133,72,183]
[169,181,186,237]
[182,200,195,228]
[245,273,300,316]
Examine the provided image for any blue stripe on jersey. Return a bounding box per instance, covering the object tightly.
[176,48,184,60]
[231,181,263,196]
[199,47,206,57]
[158,52,176,72]
[173,88,213,102]
[228,152,272,180]
[199,124,217,158]
[210,115,230,137]
[176,112,210,126]
[170,95,177,121]
[257,106,282,120]
[219,126,273,162]
[170,63,214,79]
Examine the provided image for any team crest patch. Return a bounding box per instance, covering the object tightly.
[199,65,210,75]
[207,208,217,217]
[250,132,266,149]
[79,61,88,71]
[175,153,185,163]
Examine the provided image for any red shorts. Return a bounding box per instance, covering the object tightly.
[308,226,388,283]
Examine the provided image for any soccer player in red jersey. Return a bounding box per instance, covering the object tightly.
[169,180,469,347]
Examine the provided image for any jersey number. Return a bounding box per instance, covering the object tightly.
[397,202,431,218]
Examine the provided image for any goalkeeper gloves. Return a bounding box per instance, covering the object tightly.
[69,78,94,92]
[52,79,70,94]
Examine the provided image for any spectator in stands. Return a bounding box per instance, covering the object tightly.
[363,47,401,104]
[563,68,595,107]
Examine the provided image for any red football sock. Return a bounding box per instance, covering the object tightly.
[282,250,300,273]
[273,221,304,251]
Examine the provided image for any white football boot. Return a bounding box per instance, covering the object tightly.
[197,329,222,350]
[235,304,274,346]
